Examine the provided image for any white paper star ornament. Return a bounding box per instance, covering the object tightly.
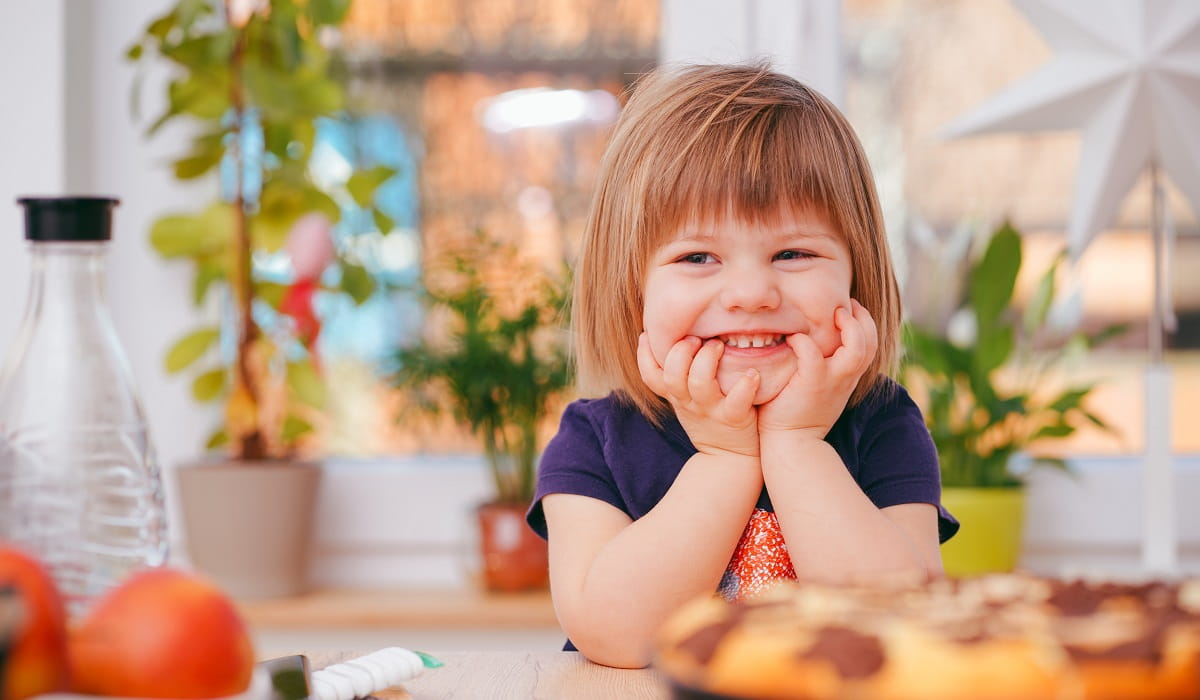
[943,0,1200,259]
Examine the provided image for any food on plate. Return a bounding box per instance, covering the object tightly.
[69,567,256,699]
[655,573,1200,700]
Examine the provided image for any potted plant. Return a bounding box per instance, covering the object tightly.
[127,0,397,598]
[901,221,1124,576]
[392,233,573,592]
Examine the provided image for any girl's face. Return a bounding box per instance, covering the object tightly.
[642,208,854,404]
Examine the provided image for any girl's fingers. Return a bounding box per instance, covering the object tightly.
[829,302,878,378]
[636,333,670,397]
[853,300,880,367]
[829,306,864,376]
[661,335,702,401]
[687,339,724,405]
[722,368,760,416]
[785,331,823,369]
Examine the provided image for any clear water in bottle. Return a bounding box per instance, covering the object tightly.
[0,197,168,616]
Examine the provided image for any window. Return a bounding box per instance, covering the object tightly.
[311,0,659,455]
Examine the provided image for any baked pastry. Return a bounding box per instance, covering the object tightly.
[655,574,1200,700]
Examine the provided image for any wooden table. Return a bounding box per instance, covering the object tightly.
[308,650,670,700]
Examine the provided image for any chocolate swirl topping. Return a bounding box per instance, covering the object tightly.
[1064,635,1163,663]
[1047,579,1182,615]
[1047,580,1111,616]
[677,619,740,665]
[799,626,886,679]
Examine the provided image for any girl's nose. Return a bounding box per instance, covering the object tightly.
[719,267,781,311]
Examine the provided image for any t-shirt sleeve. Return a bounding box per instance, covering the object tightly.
[525,400,626,540]
[857,389,960,543]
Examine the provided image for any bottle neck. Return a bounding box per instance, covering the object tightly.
[27,241,110,315]
[0,241,119,395]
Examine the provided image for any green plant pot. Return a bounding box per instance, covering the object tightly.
[939,487,1026,577]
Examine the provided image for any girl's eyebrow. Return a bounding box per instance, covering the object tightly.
[777,228,840,243]
[667,230,720,243]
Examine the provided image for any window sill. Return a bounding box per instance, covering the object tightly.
[237,585,557,630]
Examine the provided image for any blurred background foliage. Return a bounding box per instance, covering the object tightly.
[128,0,402,458]
[901,222,1126,487]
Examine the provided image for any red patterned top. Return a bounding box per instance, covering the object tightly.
[717,508,798,601]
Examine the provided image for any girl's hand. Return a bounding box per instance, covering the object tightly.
[637,333,761,458]
[758,300,879,440]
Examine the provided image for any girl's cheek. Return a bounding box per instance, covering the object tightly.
[644,328,671,366]
[816,313,845,357]
[835,289,853,312]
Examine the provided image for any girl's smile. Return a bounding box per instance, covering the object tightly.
[712,333,787,350]
[642,208,853,404]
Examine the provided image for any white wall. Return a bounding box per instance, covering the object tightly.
[0,1,66,347]
[661,0,843,105]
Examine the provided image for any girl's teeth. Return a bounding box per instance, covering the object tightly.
[722,334,782,348]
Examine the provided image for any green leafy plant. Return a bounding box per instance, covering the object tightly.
[127,0,396,459]
[901,222,1125,488]
[393,235,573,505]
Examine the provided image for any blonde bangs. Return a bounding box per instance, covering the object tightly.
[645,104,848,247]
[574,64,902,423]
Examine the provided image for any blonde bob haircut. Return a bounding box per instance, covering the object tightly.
[574,63,902,424]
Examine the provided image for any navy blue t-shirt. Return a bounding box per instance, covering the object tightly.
[525,379,957,652]
[527,379,959,541]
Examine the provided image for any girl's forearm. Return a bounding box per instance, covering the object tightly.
[760,433,929,583]
[561,452,762,667]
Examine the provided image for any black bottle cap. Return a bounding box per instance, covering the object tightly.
[17,196,120,242]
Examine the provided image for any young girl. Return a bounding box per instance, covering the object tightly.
[525,63,958,668]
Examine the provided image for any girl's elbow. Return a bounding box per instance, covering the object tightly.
[924,555,946,581]
[572,637,653,669]
[560,610,655,668]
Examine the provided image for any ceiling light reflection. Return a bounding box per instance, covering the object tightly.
[479,88,619,134]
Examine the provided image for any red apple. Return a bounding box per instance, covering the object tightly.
[0,545,71,699]
[69,567,255,698]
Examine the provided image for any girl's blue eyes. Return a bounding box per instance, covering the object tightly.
[675,250,815,264]
[775,250,815,261]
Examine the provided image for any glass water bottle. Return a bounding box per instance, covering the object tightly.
[0,197,168,615]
